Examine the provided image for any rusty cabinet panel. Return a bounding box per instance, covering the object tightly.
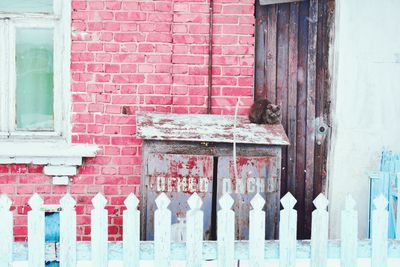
[217,156,280,240]
[143,153,214,240]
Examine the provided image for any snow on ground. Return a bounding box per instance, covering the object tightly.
[11,259,400,267]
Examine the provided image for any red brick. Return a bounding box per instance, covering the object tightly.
[138,44,155,52]
[102,167,117,175]
[95,176,126,185]
[174,3,189,12]
[139,2,154,11]
[155,2,172,12]
[147,33,172,43]
[0,176,18,184]
[190,4,209,13]
[104,186,119,195]
[0,185,14,194]
[105,2,121,10]
[239,77,254,86]
[145,96,173,105]
[72,1,87,10]
[115,12,146,21]
[0,165,9,173]
[14,226,27,236]
[172,55,205,64]
[17,186,35,194]
[113,75,145,84]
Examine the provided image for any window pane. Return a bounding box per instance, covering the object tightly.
[0,0,53,13]
[16,28,54,130]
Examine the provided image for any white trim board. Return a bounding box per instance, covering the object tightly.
[0,142,98,182]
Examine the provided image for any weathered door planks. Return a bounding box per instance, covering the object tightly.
[276,3,290,198]
[266,5,277,102]
[305,0,318,240]
[255,0,334,238]
[287,2,299,196]
[295,0,310,240]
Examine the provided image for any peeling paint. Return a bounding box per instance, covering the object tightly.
[137,112,290,146]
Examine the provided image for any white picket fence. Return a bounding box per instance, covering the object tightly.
[0,192,400,266]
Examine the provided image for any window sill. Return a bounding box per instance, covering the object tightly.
[0,142,99,183]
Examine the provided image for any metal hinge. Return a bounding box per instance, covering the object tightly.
[315,117,329,145]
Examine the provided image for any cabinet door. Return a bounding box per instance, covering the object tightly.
[144,153,214,240]
[217,156,280,240]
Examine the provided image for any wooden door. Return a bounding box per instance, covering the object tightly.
[255,0,335,238]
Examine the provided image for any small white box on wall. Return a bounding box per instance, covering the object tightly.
[52,176,70,186]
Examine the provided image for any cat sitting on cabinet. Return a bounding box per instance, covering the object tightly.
[248,99,281,124]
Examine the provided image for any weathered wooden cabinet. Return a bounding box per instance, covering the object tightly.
[137,112,289,240]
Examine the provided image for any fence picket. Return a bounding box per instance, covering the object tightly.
[311,194,329,267]
[396,173,400,239]
[154,193,171,267]
[372,195,388,267]
[218,193,235,267]
[340,195,357,267]
[28,193,45,267]
[60,194,77,267]
[0,195,13,266]
[186,193,203,267]
[249,194,265,267]
[279,192,297,267]
[123,193,140,267]
[91,193,108,267]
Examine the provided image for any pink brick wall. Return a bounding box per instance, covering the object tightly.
[0,0,255,241]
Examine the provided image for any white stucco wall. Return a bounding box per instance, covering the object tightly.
[328,0,400,238]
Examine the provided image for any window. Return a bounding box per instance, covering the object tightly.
[0,0,71,140]
[0,1,97,176]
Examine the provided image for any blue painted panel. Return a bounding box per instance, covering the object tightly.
[369,151,400,238]
[45,212,60,267]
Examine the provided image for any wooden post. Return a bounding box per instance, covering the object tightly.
[154,193,171,267]
[310,194,329,267]
[279,192,297,267]
[186,193,203,267]
[217,193,235,267]
[0,194,13,266]
[340,195,357,267]
[249,194,266,267]
[28,193,45,267]
[60,194,77,267]
[91,193,108,267]
[123,193,140,267]
[372,195,388,267]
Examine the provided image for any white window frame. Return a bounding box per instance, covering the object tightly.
[0,0,71,142]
